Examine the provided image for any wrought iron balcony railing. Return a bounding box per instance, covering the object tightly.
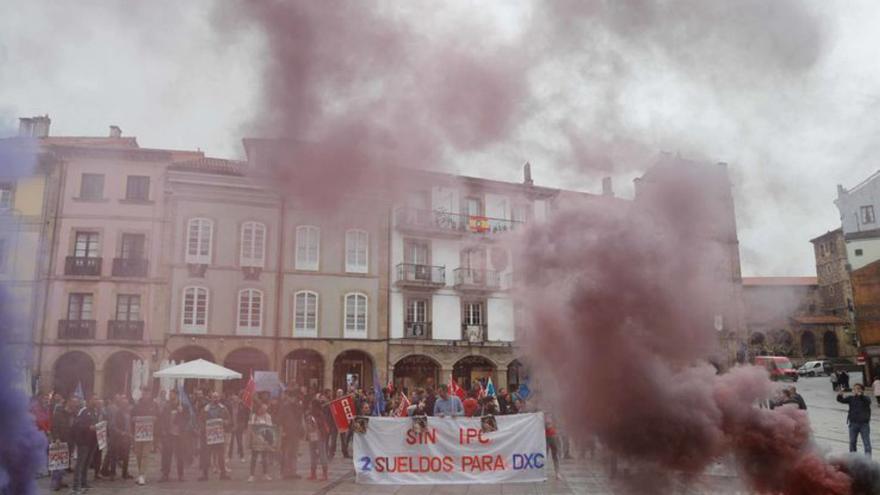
[65,256,102,276]
[394,207,521,235]
[58,320,96,340]
[395,263,445,287]
[453,268,502,290]
[404,321,432,339]
[461,324,487,343]
[111,258,148,277]
[107,320,144,340]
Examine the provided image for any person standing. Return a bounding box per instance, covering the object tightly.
[199,391,231,481]
[72,395,99,494]
[831,370,839,391]
[157,389,189,482]
[247,403,274,482]
[837,383,872,457]
[106,396,133,480]
[131,389,159,485]
[545,412,561,480]
[278,389,303,479]
[324,389,338,459]
[497,388,513,415]
[91,398,107,481]
[305,399,329,481]
[49,397,75,491]
[226,394,248,464]
[873,376,880,406]
[432,385,464,417]
[462,390,480,417]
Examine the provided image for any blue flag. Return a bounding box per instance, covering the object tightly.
[517,377,531,400]
[372,366,385,416]
[177,384,196,429]
[73,381,84,401]
[486,377,496,397]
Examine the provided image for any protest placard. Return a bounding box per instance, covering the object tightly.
[48,443,69,471]
[96,420,108,451]
[250,424,279,452]
[134,416,155,443]
[205,418,225,445]
[329,395,357,432]
[353,412,546,485]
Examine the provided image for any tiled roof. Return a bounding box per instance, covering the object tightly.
[42,136,140,148]
[792,315,849,325]
[168,157,247,176]
[741,277,818,287]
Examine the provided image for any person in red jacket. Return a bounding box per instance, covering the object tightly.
[462,390,480,417]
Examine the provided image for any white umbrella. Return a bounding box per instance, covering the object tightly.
[152,359,242,381]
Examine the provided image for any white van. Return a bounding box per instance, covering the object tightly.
[797,360,826,377]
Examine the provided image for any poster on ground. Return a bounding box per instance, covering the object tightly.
[353,412,547,485]
[48,443,69,471]
[134,416,155,443]
[95,420,108,451]
[250,424,279,452]
[205,418,225,445]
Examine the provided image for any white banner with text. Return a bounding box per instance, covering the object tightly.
[353,412,547,485]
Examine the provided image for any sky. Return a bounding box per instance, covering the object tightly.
[2,1,880,276]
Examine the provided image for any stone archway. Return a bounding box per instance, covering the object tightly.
[170,345,215,363]
[283,349,324,394]
[768,329,794,357]
[453,355,496,392]
[223,347,271,393]
[54,351,95,399]
[333,350,374,392]
[801,331,817,357]
[823,330,839,358]
[103,350,143,399]
[393,354,440,391]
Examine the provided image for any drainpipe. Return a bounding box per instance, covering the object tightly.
[274,195,286,373]
[36,152,65,387]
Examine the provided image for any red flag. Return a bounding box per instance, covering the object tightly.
[395,392,412,417]
[475,380,486,399]
[329,395,357,432]
[242,373,256,410]
[449,376,466,401]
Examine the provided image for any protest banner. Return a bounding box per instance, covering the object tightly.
[353,412,547,485]
[134,416,155,443]
[254,371,284,397]
[96,420,108,451]
[329,395,357,432]
[250,424,280,452]
[205,418,225,445]
[48,443,70,471]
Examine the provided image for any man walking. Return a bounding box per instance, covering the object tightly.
[199,391,231,481]
[837,383,872,457]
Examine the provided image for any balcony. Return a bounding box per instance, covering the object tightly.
[58,320,96,340]
[461,324,487,344]
[112,258,148,277]
[394,207,521,237]
[65,256,102,276]
[107,320,144,340]
[396,263,445,288]
[453,268,503,291]
[404,321,432,339]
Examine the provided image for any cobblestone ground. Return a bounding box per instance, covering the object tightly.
[35,373,879,494]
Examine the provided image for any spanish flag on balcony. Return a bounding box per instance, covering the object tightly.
[468,215,490,233]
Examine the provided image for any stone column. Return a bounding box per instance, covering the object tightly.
[94,367,105,398]
[324,357,335,392]
[495,366,508,391]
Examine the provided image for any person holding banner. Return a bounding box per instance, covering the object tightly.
[131,389,159,485]
[433,385,464,417]
[49,397,76,491]
[305,399,330,481]
[199,391,231,481]
[247,402,274,482]
[158,389,189,482]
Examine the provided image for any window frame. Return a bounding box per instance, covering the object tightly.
[404,295,430,338]
[293,290,319,337]
[343,292,368,338]
[74,231,100,258]
[67,293,94,320]
[115,294,142,322]
[124,175,151,201]
[185,217,213,264]
[181,286,209,334]
[462,299,485,327]
[295,225,320,271]
[79,173,105,200]
[120,233,146,260]
[861,205,876,225]
[237,288,263,335]
[345,229,369,274]
[240,221,267,268]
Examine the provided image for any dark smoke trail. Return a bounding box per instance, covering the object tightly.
[0,127,46,495]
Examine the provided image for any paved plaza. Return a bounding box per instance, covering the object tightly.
[37,373,879,494]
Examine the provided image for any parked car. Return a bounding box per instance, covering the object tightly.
[797,360,827,377]
[754,356,799,382]
[823,358,860,374]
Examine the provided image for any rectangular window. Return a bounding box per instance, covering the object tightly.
[0,183,13,209]
[295,226,320,270]
[463,301,484,326]
[404,239,429,265]
[125,176,150,201]
[240,222,266,267]
[856,249,864,256]
[344,293,368,336]
[237,289,263,334]
[182,287,208,332]
[294,291,318,336]
[74,232,100,258]
[120,233,145,260]
[185,218,213,264]
[406,298,428,323]
[79,174,105,200]
[67,293,93,320]
[345,230,369,273]
[465,197,483,216]
[115,294,141,321]
[861,205,876,224]
[512,204,529,223]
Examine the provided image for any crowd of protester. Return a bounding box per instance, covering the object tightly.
[29,378,576,492]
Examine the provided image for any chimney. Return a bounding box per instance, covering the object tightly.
[109,125,122,138]
[602,177,614,197]
[19,115,51,137]
[837,184,846,197]
[523,162,534,186]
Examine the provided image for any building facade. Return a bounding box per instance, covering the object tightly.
[835,174,880,270]
[810,228,854,321]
